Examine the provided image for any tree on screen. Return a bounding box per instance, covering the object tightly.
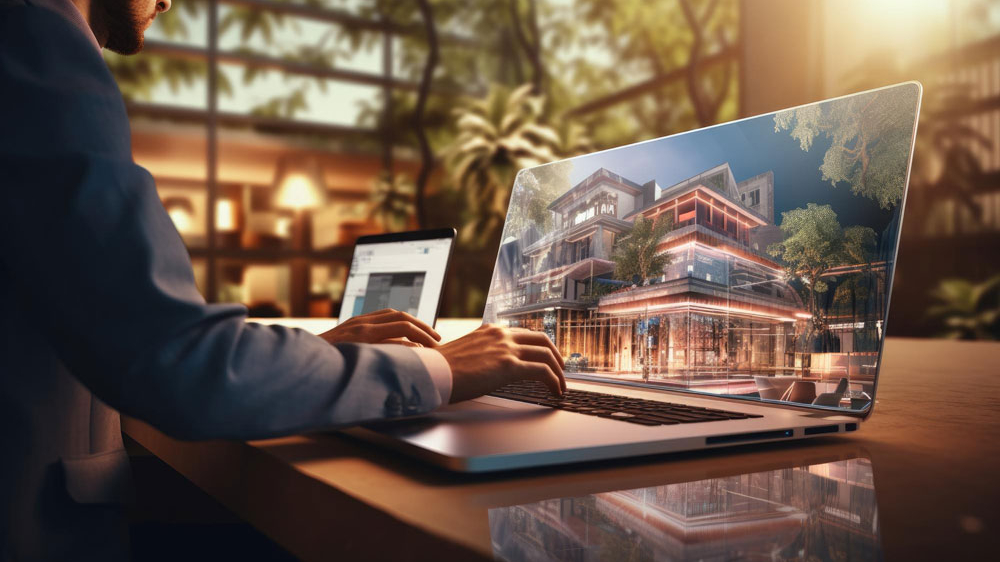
[612,215,674,283]
[769,204,877,338]
[773,87,919,209]
[833,225,878,332]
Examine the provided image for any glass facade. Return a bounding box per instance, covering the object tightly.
[510,308,797,395]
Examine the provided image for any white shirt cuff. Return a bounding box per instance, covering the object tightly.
[410,347,453,405]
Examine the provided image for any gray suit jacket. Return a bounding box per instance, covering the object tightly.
[0,3,443,559]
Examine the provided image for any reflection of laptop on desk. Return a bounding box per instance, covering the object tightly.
[339,228,456,327]
[349,82,922,472]
[489,451,882,560]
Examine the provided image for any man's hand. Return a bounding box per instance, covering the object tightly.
[319,309,441,348]
[437,324,566,403]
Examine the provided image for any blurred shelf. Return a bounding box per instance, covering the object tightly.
[189,247,354,261]
[153,175,376,201]
[125,102,382,140]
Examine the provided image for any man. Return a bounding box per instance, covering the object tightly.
[0,0,565,559]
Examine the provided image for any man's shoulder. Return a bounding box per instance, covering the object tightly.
[0,2,130,159]
[1,1,97,51]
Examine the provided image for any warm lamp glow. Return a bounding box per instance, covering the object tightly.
[216,199,237,231]
[272,154,327,211]
[162,196,196,234]
[168,208,193,233]
[274,216,292,237]
[275,174,324,210]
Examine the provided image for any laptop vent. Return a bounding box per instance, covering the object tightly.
[804,425,840,436]
[706,429,793,445]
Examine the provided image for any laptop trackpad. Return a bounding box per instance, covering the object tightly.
[362,399,552,436]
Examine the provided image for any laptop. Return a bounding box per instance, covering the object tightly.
[348,82,922,472]
[339,228,456,327]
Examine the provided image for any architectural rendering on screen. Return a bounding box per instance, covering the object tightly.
[483,83,920,411]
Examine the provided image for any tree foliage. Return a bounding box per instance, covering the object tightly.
[832,226,878,324]
[572,0,739,142]
[369,172,415,232]
[773,86,920,209]
[612,215,674,283]
[507,163,568,234]
[768,204,877,332]
[446,84,561,247]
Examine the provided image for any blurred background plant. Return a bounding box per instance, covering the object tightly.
[368,171,415,232]
[106,0,1000,337]
[447,84,559,247]
[928,276,1000,339]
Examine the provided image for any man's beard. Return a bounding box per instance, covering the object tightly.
[102,0,149,55]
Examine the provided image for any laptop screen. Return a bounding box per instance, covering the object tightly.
[483,83,921,413]
[340,229,455,326]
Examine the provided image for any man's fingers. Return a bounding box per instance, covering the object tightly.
[516,345,566,392]
[386,310,440,342]
[338,309,400,328]
[514,361,563,397]
[345,309,440,342]
[369,321,439,348]
[510,330,565,368]
[380,337,422,348]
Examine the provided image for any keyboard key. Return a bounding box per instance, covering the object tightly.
[489,381,756,426]
[624,418,661,426]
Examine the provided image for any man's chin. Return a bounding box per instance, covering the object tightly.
[104,14,150,55]
[105,34,145,55]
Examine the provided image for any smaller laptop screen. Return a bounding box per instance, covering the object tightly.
[339,231,454,326]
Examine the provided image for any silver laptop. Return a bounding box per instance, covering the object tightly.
[348,82,922,472]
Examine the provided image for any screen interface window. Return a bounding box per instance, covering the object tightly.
[340,238,450,325]
[483,83,920,412]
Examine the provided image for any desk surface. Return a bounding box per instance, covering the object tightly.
[123,320,1000,561]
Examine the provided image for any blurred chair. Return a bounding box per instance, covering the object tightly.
[780,380,817,404]
[812,378,849,407]
[754,376,780,400]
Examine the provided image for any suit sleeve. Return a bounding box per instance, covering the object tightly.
[0,6,443,440]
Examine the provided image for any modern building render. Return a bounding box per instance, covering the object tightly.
[485,163,886,398]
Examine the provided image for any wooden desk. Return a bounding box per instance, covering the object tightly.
[123,321,1000,561]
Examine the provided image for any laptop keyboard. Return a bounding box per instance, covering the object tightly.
[489,380,763,426]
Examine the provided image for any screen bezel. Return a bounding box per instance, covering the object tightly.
[340,228,457,328]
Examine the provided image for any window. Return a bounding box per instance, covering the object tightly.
[748,189,760,206]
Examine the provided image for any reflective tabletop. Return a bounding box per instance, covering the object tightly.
[489,456,880,561]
